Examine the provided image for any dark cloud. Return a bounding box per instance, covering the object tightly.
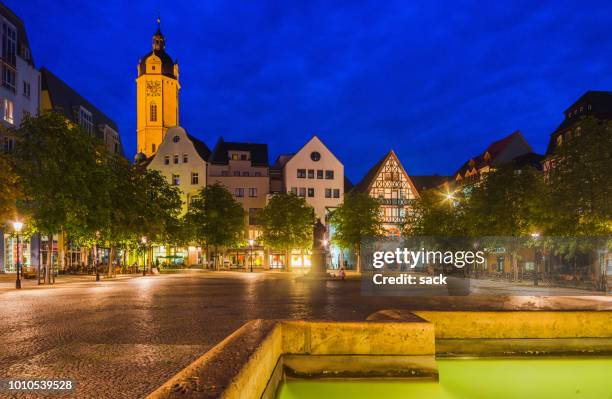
[10,0,612,182]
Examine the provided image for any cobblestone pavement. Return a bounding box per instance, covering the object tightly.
[0,271,610,398]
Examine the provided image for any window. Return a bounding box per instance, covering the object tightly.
[242,171,249,177]
[249,188,257,197]
[291,187,297,195]
[310,151,321,161]
[3,99,14,124]
[325,188,332,198]
[150,103,157,121]
[317,170,323,179]
[164,155,170,165]
[221,170,229,176]
[254,172,261,177]
[241,154,248,160]
[325,170,334,179]
[152,143,156,153]
[23,81,31,97]
[172,174,180,185]
[173,135,180,143]
[173,155,179,164]
[235,188,244,197]
[231,153,239,160]
[297,169,306,178]
[78,107,93,133]
[308,169,314,179]
[183,154,188,163]
[299,187,306,197]
[2,23,16,92]
[191,173,199,185]
[333,189,340,198]
[308,188,315,197]
[234,171,240,176]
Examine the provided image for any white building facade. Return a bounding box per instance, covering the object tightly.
[281,136,344,222]
[0,3,40,274]
[146,126,210,265]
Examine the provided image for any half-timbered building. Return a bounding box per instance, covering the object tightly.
[353,150,419,237]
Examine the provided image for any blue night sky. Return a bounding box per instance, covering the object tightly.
[9,0,612,182]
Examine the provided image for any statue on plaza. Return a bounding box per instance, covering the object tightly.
[310,218,328,276]
[313,218,327,250]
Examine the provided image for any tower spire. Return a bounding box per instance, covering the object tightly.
[152,13,165,51]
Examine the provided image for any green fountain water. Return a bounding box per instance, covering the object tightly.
[277,358,612,399]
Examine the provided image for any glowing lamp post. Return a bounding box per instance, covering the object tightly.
[248,239,255,273]
[13,221,23,289]
[141,236,148,276]
[531,232,540,286]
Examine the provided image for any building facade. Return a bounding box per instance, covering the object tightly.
[0,3,39,133]
[207,138,270,267]
[0,3,40,274]
[147,126,210,210]
[543,91,612,170]
[136,20,179,157]
[354,150,419,237]
[145,126,210,265]
[278,136,344,222]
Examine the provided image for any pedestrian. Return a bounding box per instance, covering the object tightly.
[339,266,346,281]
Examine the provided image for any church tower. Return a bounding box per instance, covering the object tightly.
[136,18,180,157]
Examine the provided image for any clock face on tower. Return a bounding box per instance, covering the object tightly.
[146,81,161,96]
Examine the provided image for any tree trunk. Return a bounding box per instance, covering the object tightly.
[356,245,361,274]
[108,245,115,278]
[58,230,66,274]
[46,234,53,284]
[512,253,518,282]
[147,246,153,272]
[285,249,291,272]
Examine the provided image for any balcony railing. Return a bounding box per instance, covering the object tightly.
[378,198,413,206]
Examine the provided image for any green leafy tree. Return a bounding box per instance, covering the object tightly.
[0,150,19,223]
[462,164,546,279]
[133,169,183,271]
[405,189,468,237]
[329,192,384,272]
[13,112,100,283]
[258,193,314,271]
[546,117,612,237]
[185,183,245,269]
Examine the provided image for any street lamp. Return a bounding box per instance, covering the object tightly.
[531,232,540,286]
[13,221,23,289]
[95,231,100,281]
[248,239,254,273]
[141,236,147,276]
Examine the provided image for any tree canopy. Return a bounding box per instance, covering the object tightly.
[258,192,314,256]
[185,183,245,264]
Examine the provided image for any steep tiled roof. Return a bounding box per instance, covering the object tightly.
[209,137,269,167]
[186,133,211,161]
[40,67,119,133]
[454,131,529,177]
[352,152,387,193]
